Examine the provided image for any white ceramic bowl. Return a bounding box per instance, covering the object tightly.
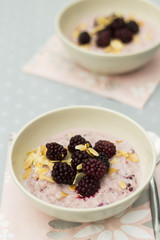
[56,0,160,74]
[9,106,156,222]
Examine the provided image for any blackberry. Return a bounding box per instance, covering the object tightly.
[126,20,139,34]
[46,142,67,160]
[97,25,112,36]
[96,30,111,47]
[51,162,76,184]
[71,150,90,170]
[68,135,91,153]
[77,175,100,197]
[96,152,110,173]
[82,158,107,179]
[94,140,116,159]
[114,28,133,43]
[78,31,91,44]
[111,17,126,30]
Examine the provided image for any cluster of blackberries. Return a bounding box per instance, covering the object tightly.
[78,15,139,48]
[46,134,116,198]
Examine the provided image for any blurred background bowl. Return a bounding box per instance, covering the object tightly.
[56,0,160,74]
[9,106,156,222]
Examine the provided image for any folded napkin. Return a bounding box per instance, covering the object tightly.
[23,35,160,109]
[0,133,159,239]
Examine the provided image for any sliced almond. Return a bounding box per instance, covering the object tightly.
[41,145,47,155]
[86,148,99,157]
[62,158,72,163]
[76,163,83,171]
[69,185,76,191]
[107,168,118,175]
[75,144,87,151]
[35,167,48,175]
[116,150,129,158]
[73,172,85,185]
[23,167,32,179]
[127,153,139,163]
[110,158,120,164]
[39,175,55,182]
[120,180,127,189]
[61,192,69,197]
[110,39,124,51]
[116,140,123,143]
[133,35,140,44]
[24,153,35,169]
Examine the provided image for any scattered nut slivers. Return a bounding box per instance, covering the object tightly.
[72,13,141,54]
[24,133,139,199]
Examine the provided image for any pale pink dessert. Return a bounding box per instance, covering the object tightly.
[24,128,141,208]
[71,13,160,54]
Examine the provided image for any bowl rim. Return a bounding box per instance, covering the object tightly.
[9,105,156,214]
[55,0,160,58]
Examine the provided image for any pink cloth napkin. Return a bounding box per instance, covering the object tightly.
[0,133,160,239]
[23,35,160,109]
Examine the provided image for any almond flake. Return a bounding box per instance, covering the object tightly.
[24,153,35,169]
[41,145,47,155]
[36,146,42,157]
[133,35,140,44]
[23,167,32,179]
[62,158,72,163]
[127,153,139,163]
[116,150,129,158]
[86,148,99,157]
[72,30,80,38]
[77,23,87,31]
[107,168,118,175]
[39,175,54,182]
[34,176,39,181]
[110,39,124,51]
[116,140,123,143]
[47,162,54,170]
[110,158,120,164]
[75,144,86,151]
[73,172,85,185]
[91,24,106,35]
[61,192,69,197]
[69,185,76,191]
[76,163,83,171]
[35,167,48,175]
[120,180,127,189]
[137,20,144,26]
[96,17,111,26]
[78,193,83,198]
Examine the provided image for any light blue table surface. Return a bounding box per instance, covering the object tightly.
[0,0,160,201]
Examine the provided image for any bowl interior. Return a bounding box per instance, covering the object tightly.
[58,0,160,40]
[11,106,155,192]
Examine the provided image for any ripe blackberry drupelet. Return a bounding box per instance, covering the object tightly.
[126,20,139,34]
[78,31,91,44]
[94,140,116,159]
[68,135,91,153]
[46,142,67,160]
[114,28,133,43]
[96,152,110,173]
[77,175,100,197]
[71,150,90,170]
[96,30,111,47]
[51,162,76,185]
[82,158,107,179]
